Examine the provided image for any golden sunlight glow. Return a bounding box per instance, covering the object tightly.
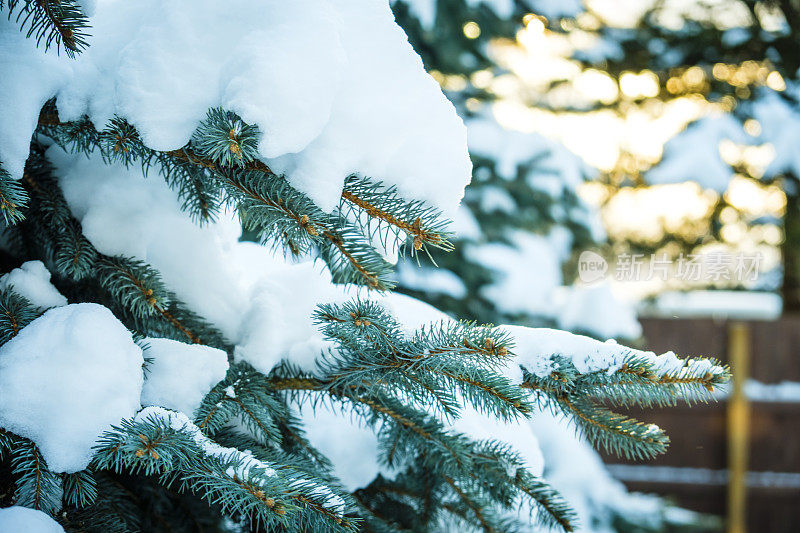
[743,118,761,136]
[574,69,618,104]
[602,183,716,242]
[766,70,786,91]
[725,176,786,215]
[471,69,493,89]
[462,21,481,39]
[619,71,660,99]
[523,14,546,33]
[446,0,791,288]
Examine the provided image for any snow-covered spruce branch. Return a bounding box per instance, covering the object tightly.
[0,280,727,532]
[37,107,454,289]
[92,407,357,532]
[191,110,456,257]
[1,0,90,56]
[10,150,229,348]
[0,3,732,530]
[192,320,576,530]
[517,338,729,460]
[339,175,455,255]
[39,110,394,290]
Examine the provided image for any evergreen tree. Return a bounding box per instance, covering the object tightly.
[0,2,726,532]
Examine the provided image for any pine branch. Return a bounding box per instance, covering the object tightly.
[580,356,730,408]
[0,428,17,460]
[195,366,285,445]
[340,175,454,257]
[313,300,529,421]
[53,219,98,280]
[37,107,455,289]
[95,408,355,532]
[0,162,28,224]
[511,470,576,533]
[192,108,261,168]
[11,439,63,516]
[2,0,90,56]
[95,256,171,319]
[519,351,727,460]
[62,469,98,508]
[0,287,39,345]
[554,393,669,460]
[443,476,497,533]
[19,145,230,348]
[61,471,143,532]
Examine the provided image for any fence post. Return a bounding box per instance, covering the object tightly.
[727,321,750,533]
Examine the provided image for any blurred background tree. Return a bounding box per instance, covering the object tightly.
[393,0,641,341]
[410,0,800,312]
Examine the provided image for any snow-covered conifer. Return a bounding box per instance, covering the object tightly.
[0,2,726,531]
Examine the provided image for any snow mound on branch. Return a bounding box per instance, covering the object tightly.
[0,18,72,179]
[51,145,347,373]
[502,324,725,382]
[4,0,470,216]
[141,338,229,416]
[0,303,143,473]
[232,257,348,375]
[0,260,67,309]
[51,146,249,340]
[0,506,65,533]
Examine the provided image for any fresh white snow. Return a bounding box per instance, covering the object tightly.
[140,338,229,416]
[0,18,71,179]
[0,261,67,309]
[502,324,724,382]
[3,0,471,216]
[0,303,143,472]
[299,401,386,491]
[0,506,65,533]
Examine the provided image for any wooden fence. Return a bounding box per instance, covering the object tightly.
[600,317,800,532]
